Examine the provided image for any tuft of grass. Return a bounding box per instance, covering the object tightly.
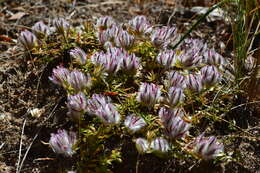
[232,0,259,82]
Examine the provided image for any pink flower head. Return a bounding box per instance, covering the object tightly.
[186,74,203,93]
[167,71,186,88]
[49,129,77,157]
[193,133,224,160]
[70,47,87,65]
[115,30,135,49]
[18,30,37,50]
[53,18,70,33]
[67,92,87,121]
[200,65,221,86]
[128,15,152,34]
[68,70,92,92]
[150,137,170,153]
[137,83,161,108]
[156,50,177,68]
[124,114,146,133]
[167,87,185,107]
[49,66,70,86]
[135,138,149,154]
[151,26,179,48]
[32,21,51,36]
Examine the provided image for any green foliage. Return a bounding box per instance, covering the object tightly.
[78,124,122,172]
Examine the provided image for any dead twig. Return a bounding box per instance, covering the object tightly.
[16,119,26,173]
[77,0,126,9]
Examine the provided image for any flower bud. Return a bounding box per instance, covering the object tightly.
[67,92,87,121]
[185,74,203,92]
[32,21,51,36]
[136,83,161,108]
[87,94,120,124]
[96,103,121,125]
[156,50,177,68]
[167,87,185,107]
[135,138,149,154]
[120,53,140,72]
[91,48,123,74]
[97,30,110,45]
[128,15,152,34]
[49,129,77,157]
[18,30,37,50]
[115,30,135,49]
[68,70,92,92]
[91,51,106,66]
[181,38,206,53]
[244,55,256,72]
[53,18,70,34]
[159,107,185,127]
[192,133,224,160]
[200,65,221,86]
[124,114,146,133]
[178,50,202,68]
[150,137,170,153]
[96,16,116,31]
[70,47,87,65]
[151,26,179,48]
[164,115,190,139]
[103,55,120,74]
[49,66,70,87]
[97,24,119,45]
[167,71,186,88]
[203,48,224,65]
[87,94,110,115]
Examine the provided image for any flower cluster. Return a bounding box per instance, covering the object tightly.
[17,15,228,163]
[91,47,140,74]
[166,87,185,107]
[49,66,70,87]
[177,39,205,68]
[200,65,221,86]
[96,16,116,31]
[166,71,186,88]
[135,138,149,154]
[115,30,135,49]
[150,137,170,153]
[95,16,135,49]
[203,48,225,65]
[49,66,92,92]
[185,73,203,93]
[19,18,70,50]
